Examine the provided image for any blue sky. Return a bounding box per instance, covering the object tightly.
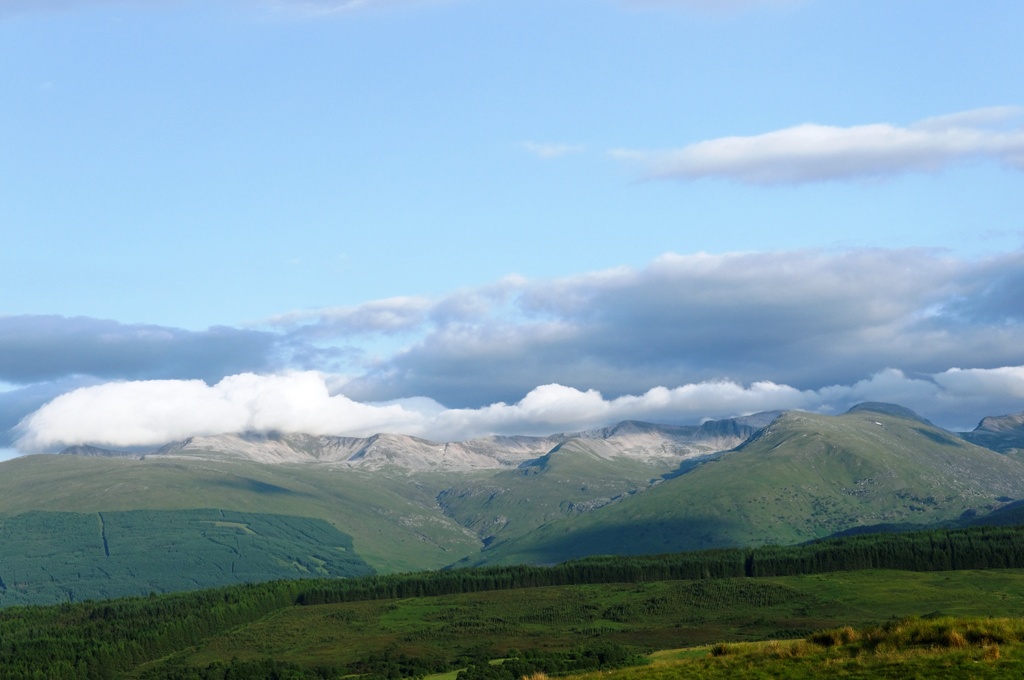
[2,0,1024,458]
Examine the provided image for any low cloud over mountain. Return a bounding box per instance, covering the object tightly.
[4,247,1024,453]
[12,366,1024,453]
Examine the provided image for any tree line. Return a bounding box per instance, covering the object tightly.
[4,524,1024,679]
[295,524,1024,605]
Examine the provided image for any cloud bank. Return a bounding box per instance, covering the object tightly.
[0,316,279,384]
[15,366,1024,452]
[6,247,1024,453]
[613,107,1024,185]
[321,249,1024,410]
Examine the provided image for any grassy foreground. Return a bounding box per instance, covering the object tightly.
[9,523,1024,678]
[572,617,1024,679]
[142,569,1024,677]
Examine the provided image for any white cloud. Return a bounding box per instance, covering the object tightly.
[612,107,1024,185]
[934,367,1024,402]
[14,372,426,451]
[14,365,1024,452]
[521,142,586,159]
[431,380,815,438]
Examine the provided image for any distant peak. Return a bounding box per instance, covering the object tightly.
[845,402,932,425]
[603,420,662,435]
[973,413,1024,434]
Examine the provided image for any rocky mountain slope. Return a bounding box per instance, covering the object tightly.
[960,412,1024,455]
[59,413,776,471]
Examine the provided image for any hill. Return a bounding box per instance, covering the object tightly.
[3,405,1024,604]
[0,416,766,604]
[0,453,481,576]
[461,404,1024,566]
[63,415,770,470]
[0,509,373,606]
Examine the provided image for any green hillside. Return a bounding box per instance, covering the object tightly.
[467,406,1024,566]
[0,454,480,572]
[0,509,373,606]
[438,440,678,547]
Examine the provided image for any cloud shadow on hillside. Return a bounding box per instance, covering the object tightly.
[485,515,747,567]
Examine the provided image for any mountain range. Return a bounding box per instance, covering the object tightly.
[59,411,778,470]
[1,402,1023,605]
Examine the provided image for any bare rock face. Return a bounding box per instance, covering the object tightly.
[57,413,780,471]
[961,412,1024,455]
[975,413,1024,433]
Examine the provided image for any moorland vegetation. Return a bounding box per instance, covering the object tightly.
[5,524,1024,678]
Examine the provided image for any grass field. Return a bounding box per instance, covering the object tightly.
[142,568,1024,676]
[571,617,1024,679]
[0,455,483,573]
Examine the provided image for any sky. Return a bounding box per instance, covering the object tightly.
[2,0,1024,459]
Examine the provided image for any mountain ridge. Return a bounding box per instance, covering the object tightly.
[57,412,780,471]
[960,412,1024,454]
[454,405,1024,566]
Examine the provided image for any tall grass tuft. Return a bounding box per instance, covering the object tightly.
[709,643,736,657]
[826,616,1024,653]
[808,625,858,647]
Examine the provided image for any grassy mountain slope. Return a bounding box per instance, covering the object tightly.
[0,509,373,606]
[466,406,1024,566]
[435,417,770,549]
[437,440,684,547]
[0,416,767,584]
[0,454,480,572]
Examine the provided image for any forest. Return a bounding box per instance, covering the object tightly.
[4,524,1024,679]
